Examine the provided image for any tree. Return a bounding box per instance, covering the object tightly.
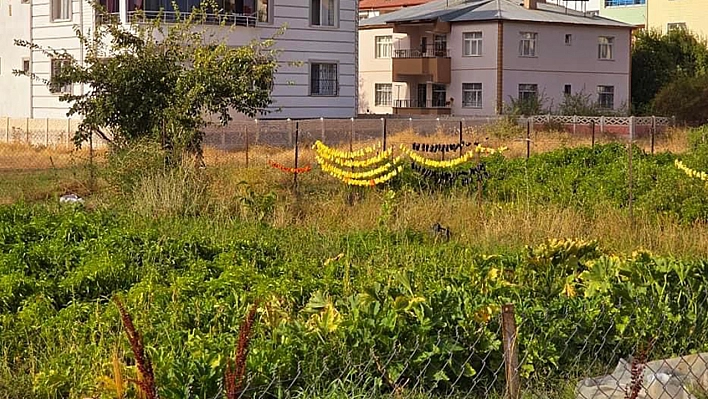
[14,4,280,156]
[653,74,708,126]
[631,28,708,114]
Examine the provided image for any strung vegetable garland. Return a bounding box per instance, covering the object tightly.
[412,141,474,153]
[268,160,312,174]
[401,144,507,169]
[411,162,489,185]
[316,156,404,180]
[316,147,394,168]
[675,159,708,181]
[312,140,382,159]
[342,165,405,187]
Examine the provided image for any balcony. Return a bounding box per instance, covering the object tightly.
[392,99,451,116]
[97,0,258,26]
[392,45,451,84]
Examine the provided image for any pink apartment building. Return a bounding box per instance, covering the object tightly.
[358,0,633,116]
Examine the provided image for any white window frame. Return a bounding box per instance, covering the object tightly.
[375,35,393,59]
[310,61,338,96]
[519,32,537,57]
[518,84,538,102]
[50,58,72,94]
[462,83,482,108]
[597,85,614,109]
[51,0,72,21]
[310,0,337,27]
[598,36,614,60]
[463,32,483,57]
[374,83,392,106]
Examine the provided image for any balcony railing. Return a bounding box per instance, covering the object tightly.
[394,99,450,108]
[97,10,257,26]
[393,45,450,58]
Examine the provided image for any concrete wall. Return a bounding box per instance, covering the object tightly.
[2,0,358,120]
[647,0,708,39]
[0,0,32,117]
[501,21,631,113]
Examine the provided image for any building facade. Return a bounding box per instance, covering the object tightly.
[359,0,633,117]
[0,0,357,119]
[647,0,708,39]
[598,0,645,27]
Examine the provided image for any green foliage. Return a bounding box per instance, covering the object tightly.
[631,28,708,114]
[557,90,607,116]
[653,75,708,125]
[2,206,708,398]
[13,3,279,155]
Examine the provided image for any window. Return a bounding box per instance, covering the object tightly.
[375,36,392,59]
[22,58,30,74]
[310,62,337,96]
[433,34,447,56]
[667,23,687,31]
[463,32,483,56]
[432,84,447,107]
[51,0,71,21]
[257,0,270,22]
[21,0,30,4]
[604,0,645,6]
[519,32,537,57]
[374,83,392,106]
[597,85,614,109]
[565,34,572,45]
[50,58,71,94]
[598,36,614,60]
[564,84,571,96]
[311,0,336,26]
[462,83,482,108]
[518,84,538,102]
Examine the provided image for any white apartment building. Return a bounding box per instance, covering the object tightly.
[0,0,357,119]
[359,0,632,117]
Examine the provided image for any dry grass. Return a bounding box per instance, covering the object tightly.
[1,127,704,256]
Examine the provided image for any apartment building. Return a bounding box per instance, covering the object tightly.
[0,0,357,119]
[598,0,645,27]
[647,0,708,38]
[359,0,633,116]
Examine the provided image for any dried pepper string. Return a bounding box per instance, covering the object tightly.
[268,160,312,174]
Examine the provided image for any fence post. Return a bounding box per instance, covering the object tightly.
[287,118,293,147]
[89,131,95,191]
[349,117,354,152]
[254,118,260,146]
[45,118,50,146]
[320,117,325,141]
[244,123,249,168]
[6,117,10,143]
[591,120,596,148]
[25,118,29,144]
[572,115,577,135]
[409,117,413,133]
[651,116,656,155]
[600,116,605,135]
[526,119,531,160]
[628,116,635,227]
[502,304,520,399]
[294,121,300,193]
[459,119,464,157]
[220,129,226,148]
[382,117,387,151]
[436,117,441,135]
[67,118,71,147]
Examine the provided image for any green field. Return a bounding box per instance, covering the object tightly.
[2,127,708,399]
